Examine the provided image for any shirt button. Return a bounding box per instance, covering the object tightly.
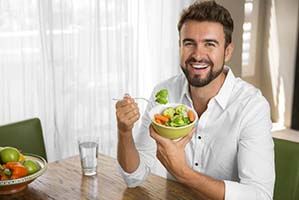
[198,136,201,139]
[195,162,198,166]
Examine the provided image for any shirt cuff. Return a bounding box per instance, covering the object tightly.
[224,180,273,200]
[224,180,256,200]
[118,161,150,188]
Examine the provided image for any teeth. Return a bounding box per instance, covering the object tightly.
[192,64,208,69]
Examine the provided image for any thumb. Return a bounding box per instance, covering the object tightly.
[177,128,195,147]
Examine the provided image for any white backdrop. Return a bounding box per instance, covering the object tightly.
[0,0,191,161]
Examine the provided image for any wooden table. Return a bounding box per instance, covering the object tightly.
[1,154,198,200]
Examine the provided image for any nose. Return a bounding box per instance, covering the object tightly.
[192,45,205,61]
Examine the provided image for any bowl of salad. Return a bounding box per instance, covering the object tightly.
[149,103,198,140]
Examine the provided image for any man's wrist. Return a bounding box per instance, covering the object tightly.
[118,128,132,135]
[174,165,194,184]
[118,129,134,141]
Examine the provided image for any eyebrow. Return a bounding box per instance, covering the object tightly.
[182,38,220,45]
[182,38,195,44]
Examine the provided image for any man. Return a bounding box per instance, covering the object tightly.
[115,1,275,200]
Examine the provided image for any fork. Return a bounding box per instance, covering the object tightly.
[112,97,152,104]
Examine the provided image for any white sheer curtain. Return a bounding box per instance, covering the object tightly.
[0,0,191,161]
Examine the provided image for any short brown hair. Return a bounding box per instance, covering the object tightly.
[177,0,234,47]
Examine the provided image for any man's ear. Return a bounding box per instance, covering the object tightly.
[224,43,234,62]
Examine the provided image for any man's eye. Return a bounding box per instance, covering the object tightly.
[184,42,194,46]
[206,42,216,47]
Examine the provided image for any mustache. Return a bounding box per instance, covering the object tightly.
[186,57,213,66]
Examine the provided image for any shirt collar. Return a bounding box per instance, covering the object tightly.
[180,66,236,110]
[179,72,191,104]
[214,66,236,109]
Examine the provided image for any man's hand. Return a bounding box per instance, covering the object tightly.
[115,95,140,136]
[149,125,195,178]
[116,95,141,173]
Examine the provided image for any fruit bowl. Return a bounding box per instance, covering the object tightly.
[149,103,198,140]
[0,154,47,195]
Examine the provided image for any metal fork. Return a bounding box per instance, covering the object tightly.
[112,97,152,104]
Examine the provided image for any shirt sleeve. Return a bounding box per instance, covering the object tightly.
[224,94,275,200]
[118,89,158,187]
[118,156,151,188]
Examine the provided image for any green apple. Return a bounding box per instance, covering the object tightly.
[23,160,40,175]
[0,147,20,164]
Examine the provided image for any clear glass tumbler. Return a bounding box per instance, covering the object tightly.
[78,136,99,176]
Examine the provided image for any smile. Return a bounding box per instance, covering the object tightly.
[192,64,209,69]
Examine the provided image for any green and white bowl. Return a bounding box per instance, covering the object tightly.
[149,103,198,140]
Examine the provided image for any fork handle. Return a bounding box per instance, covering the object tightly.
[112,97,151,103]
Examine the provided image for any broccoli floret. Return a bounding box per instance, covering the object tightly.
[175,105,187,114]
[155,97,168,104]
[162,107,175,118]
[155,89,168,98]
[155,89,168,104]
[183,117,190,124]
[171,115,186,127]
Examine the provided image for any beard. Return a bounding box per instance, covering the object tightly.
[181,57,224,87]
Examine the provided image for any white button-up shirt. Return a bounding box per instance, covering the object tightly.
[119,67,275,200]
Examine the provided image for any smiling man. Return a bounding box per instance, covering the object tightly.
[115,1,275,200]
[180,21,232,88]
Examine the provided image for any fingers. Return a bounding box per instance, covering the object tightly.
[155,149,166,168]
[150,126,168,163]
[116,104,139,120]
[115,95,134,108]
[149,125,162,142]
[118,112,140,125]
[177,128,195,147]
[156,143,167,165]
[115,95,138,116]
[149,125,171,146]
[115,94,140,132]
[126,112,140,124]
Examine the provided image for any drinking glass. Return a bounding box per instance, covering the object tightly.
[78,136,99,176]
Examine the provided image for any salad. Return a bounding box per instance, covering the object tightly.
[154,105,195,127]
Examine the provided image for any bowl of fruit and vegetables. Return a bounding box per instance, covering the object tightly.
[0,146,47,195]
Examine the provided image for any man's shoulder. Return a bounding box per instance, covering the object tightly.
[231,77,269,111]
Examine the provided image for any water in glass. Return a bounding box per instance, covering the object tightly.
[79,141,98,176]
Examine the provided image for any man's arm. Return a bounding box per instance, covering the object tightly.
[116,96,140,173]
[116,95,157,188]
[117,131,140,173]
[150,126,224,200]
[177,168,224,200]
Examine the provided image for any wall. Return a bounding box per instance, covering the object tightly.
[242,0,262,88]
[217,0,244,77]
[260,0,298,127]
[225,0,299,128]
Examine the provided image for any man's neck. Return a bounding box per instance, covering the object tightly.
[190,71,227,117]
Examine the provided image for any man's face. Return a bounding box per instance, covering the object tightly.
[179,20,233,87]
